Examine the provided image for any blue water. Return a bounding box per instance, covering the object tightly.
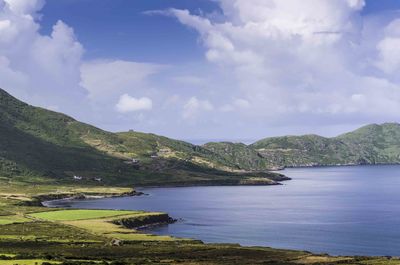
[51,165,400,256]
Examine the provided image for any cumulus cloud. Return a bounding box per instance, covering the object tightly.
[0,0,85,114]
[3,0,44,15]
[165,0,400,127]
[115,94,153,113]
[2,0,400,139]
[375,19,400,75]
[183,97,213,119]
[0,0,160,126]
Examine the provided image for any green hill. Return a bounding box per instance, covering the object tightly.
[2,87,399,185]
[0,88,285,186]
[203,123,400,170]
[336,123,400,164]
[203,142,269,170]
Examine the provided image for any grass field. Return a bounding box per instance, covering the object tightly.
[62,212,179,242]
[28,209,140,221]
[0,260,60,265]
[27,209,179,242]
[0,215,31,225]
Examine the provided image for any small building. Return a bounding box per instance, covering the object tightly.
[73,175,82,180]
[158,148,170,154]
[94,177,102,182]
[124,158,140,165]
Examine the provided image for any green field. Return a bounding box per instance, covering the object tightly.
[28,209,139,221]
[0,215,31,225]
[0,260,60,265]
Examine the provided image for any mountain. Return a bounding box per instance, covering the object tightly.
[0,88,285,186]
[203,123,400,170]
[1,87,399,186]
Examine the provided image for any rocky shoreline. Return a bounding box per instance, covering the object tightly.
[277,162,400,171]
[112,213,177,230]
[34,189,144,207]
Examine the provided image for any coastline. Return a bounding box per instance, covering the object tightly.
[274,162,400,171]
[38,176,292,208]
[35,164,400,259]
[11,166,400,263]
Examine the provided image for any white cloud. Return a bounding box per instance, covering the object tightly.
[80,60,163,101]
[1,0,400,139]
[183,97,213,119]
[3,0,44,15]
[115,94,153,113]
[375,19,400,75]
[0,0,85,113]
[166,0,400,125]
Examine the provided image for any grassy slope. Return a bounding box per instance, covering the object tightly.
[28,209,138,221]
[203,142,269,170]
[337,123,400,164]
[0,88,134,181]
[0,88,284,186]
[251,134,351,168]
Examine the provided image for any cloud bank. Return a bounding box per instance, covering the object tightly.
[164,0,400,130]
[0,0,158,123]
[1,0,400,139]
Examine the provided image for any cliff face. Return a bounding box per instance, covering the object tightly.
[112,213,176,229]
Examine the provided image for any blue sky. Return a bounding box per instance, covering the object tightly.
[39,0,400,62]
[40,0,219,63]
[1,0,400,142]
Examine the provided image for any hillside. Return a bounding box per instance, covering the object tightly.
[0,88,285,186]
[203,123,400,170]
[2,87,399,184]
[203,142,269,170]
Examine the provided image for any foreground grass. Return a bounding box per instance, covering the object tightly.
[0,215,31,225]
[0,259,60,265]
[28,209,138,221]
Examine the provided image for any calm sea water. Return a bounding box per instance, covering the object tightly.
[50,165,400,256]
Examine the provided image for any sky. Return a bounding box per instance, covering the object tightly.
[1,0,400,143]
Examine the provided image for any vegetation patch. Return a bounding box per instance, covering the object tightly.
[62,212,179,242]
[0,215,31,225]
[28,209,139,221]
[0,260,60,265]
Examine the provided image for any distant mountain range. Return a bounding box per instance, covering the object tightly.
[1,88,399,186]
[205,123,400,170]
